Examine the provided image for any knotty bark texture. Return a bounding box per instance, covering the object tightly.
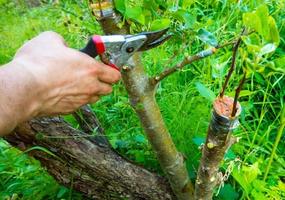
[89,1,194,199]
[194,96,241,200]
[6,117,175,200]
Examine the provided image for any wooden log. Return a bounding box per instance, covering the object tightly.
[6,117,175,200]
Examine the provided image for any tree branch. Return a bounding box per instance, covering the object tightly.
[153,29,254,85]
[152,47,218,84]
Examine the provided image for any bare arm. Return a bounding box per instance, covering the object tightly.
[0,31,121,135]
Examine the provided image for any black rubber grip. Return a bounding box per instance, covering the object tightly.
[80,38,99,58]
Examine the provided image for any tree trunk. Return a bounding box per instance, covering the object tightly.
[6,117,175,200]
[92,2,194,199]
[194,96,241,200]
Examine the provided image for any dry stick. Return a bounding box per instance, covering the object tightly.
[91,2,195,199]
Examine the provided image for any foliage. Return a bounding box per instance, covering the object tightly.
[0,0,284,199]
[0,139,82,200]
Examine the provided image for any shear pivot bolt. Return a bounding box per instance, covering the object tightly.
[126,47,134,53]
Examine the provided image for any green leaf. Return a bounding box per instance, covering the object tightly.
[274,56,285,69]
[197,28,218,47]
[195,82,216,102]
[228,90,254,98]
[232,162,261,194]
[150,18,171,30]
[268,16,280,45]
[143,0,159,11]
[172,9,195,28]
[57,187,68,198]
[134,134,146,143]
[243,5,280,45]
[193,137,205,146]
[114,0,126,14]
[212,60,228,78]
[256,5,270,41]
[225,149,236,159]
[270,57,285,73]
[218,184,239,200]
[258,43,276,57]
[243,12,262,34]
[125,6,145,25]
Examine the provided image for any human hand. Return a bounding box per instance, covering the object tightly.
[11,31,121,117]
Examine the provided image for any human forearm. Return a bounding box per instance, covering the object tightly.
[0,61,40,135]
[0,31,120,136]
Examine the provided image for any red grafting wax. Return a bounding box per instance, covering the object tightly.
[213,96,241,118]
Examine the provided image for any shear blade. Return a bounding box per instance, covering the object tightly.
[137,28,171,51]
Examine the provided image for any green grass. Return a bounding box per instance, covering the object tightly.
[0,0,284,199]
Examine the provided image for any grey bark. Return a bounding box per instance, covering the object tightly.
[6,117,175,200]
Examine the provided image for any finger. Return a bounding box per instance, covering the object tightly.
[90,61,121,84]
[94,82,113,95]
[89,96,100,104]
[38,31,66,46]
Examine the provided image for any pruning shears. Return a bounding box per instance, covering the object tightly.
[80,29,171,70]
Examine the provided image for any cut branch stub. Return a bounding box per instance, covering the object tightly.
[194,96,241,200]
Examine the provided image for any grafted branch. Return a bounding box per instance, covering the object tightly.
[194,96,241,200]
[194,29,247,199]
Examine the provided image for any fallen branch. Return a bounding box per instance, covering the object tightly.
[6,117,175,200]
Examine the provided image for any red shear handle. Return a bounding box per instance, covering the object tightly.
[80,36,105,58]
[80,36,119,71]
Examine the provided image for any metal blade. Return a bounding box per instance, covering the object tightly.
[139,34,172,51]
[137,28,171,51]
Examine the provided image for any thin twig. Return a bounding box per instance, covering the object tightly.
[153,47,219,83]
[231,71,247,117]
[219,39,242,97]
[219,28,246,97]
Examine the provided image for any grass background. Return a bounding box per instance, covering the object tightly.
[0,0,284,199]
